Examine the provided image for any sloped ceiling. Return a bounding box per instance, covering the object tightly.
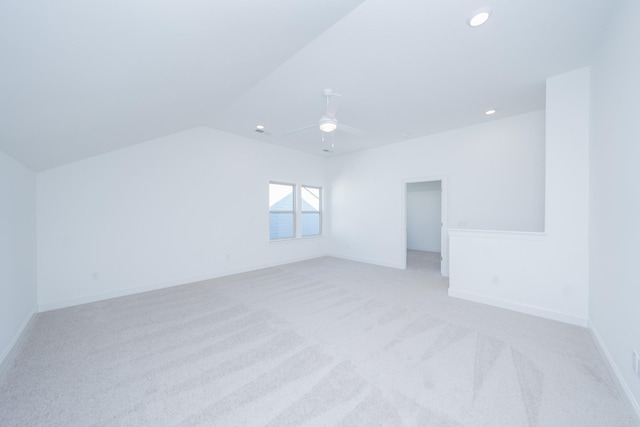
[0,0,614,171]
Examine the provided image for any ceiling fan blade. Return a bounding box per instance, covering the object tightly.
[338,123,367,136]
[281,124,318,135]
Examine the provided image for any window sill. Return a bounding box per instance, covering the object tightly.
[269,235,323,243]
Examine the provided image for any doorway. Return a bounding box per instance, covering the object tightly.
[403,177,448,276]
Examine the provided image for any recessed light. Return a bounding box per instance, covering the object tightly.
[255,125,265,133]
[485,109,496,115]
[468,8,492,27]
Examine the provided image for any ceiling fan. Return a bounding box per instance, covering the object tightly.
[282,89,367,138]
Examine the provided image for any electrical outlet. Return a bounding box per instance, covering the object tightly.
[91,272,99,281]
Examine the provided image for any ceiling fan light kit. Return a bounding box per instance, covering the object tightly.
[319,116,338,133]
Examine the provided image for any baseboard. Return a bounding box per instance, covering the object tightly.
[448,289,588,327]
[39,275,209,312]
[38,254,328,312]
[330,253,404,270]
[589,319,640,424]
[0,305,37,381]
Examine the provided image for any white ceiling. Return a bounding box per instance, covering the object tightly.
[0,0,615,171]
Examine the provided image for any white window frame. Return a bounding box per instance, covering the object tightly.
[269,181,296,240]
[300,184,322,237]
[268,182,323,240]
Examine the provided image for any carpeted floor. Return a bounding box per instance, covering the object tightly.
[0,251,636,426]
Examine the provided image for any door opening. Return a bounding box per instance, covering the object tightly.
[403,178,448,276]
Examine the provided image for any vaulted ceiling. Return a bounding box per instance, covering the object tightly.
[0,0,615,171]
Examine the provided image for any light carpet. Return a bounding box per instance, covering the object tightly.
[0,252,636,426]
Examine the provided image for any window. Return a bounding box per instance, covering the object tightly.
[269,182,322,240]
[269,182,295,239]
[301,185,321,237]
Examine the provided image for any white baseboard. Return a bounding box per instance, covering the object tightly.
[0,305,37,379]
[38,254,328,312]
[330,253,404,270]
[448,289,588,327]
[589,319,640,424]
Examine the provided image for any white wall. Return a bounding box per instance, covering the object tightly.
[589,0,640,416]
[0,150,37,371]
[449,68,590,326]
[406,181,441,252]
[327,110,545,269]
[37,127,328,310]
